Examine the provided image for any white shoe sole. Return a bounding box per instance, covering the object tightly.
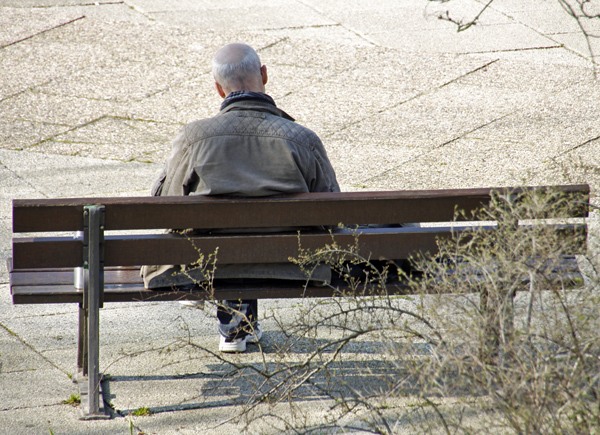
[219,336,246,353]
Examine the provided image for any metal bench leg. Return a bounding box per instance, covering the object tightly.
[79,205,109,420]
[77,302,87,376]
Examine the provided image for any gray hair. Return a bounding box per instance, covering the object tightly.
[212,43,262,90]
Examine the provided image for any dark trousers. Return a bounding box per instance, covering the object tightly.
[217,299,258,340]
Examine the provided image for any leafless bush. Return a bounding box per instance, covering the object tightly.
[187,188,600,435]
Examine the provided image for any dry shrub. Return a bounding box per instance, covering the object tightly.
[180,189,598,435]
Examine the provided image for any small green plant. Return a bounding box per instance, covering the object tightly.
[131,406,153,416]
[61,394,80,407]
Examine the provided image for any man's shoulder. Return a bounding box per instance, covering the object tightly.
[183,106,321,146]
[261,111,319,141]
[181,113,233,139]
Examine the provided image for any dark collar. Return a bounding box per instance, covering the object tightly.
[220,91,276,111]
[219,92,295,121]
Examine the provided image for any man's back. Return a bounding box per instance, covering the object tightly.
[155,98,338,198]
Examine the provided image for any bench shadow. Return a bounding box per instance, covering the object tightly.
[102,337,485,417]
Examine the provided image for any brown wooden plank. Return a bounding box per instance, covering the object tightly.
[11,227,463,268]
[11,281,415,304]
[11,224,587,269]
[11,262,582,304]
[12,237,82,269]
[12,184,590,232]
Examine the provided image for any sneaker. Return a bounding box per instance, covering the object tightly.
[219,335,247,353]
[246,321,263,344]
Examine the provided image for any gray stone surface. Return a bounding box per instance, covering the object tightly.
[0,0,599,433]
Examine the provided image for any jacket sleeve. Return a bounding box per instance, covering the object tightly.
[152,126,194,197]
[151,167,167,196]
[310,135,340,193]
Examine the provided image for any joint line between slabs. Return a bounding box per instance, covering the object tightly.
[325,58,500,139]
[0,16,86,50]
[363,110,517,184]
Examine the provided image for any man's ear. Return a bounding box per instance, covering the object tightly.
[215,82,226,98]
[261,65,268,86]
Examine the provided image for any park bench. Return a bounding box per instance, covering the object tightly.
[7,184,590,419]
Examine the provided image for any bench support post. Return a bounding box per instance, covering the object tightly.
[78,205,109,420]
[77,303,87,376]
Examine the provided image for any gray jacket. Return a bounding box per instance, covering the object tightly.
[142,98,340,288]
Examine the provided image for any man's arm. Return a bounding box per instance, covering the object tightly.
[309,135,340,193]
[151,125,194,197]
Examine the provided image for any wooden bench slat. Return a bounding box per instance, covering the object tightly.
[12,228,447,268]
[12,224,587,269]
[10,254,584,305]
[12,184,590,232]
[10,281,414,304]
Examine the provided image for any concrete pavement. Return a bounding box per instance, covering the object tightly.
[1,0,599,433]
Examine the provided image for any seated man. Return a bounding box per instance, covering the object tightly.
[142,43,340,352]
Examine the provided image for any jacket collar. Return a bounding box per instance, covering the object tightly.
[219,94,295,122]
[221,91,275,109]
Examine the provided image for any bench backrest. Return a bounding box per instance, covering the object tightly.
[12,185,590,271]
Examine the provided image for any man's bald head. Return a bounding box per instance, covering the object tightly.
[212,43,267,97]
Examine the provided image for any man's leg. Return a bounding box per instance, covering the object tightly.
[217,299,260,352]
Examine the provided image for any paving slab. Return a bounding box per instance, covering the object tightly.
[35,18,211,69]
[370,23,560,53]
[2,90,120,127]
[0,119,70,151]
[37,62,198,103]
[150,6,336,32]
[320,1,514,33]
[0,325,76,409]
[34,117,178,162]
[263,23,373,46]
[0,6,85,48]
[550,31,600,61]
[126,74,218,124]
[0,149,160,197]
[453,51,596,92]
[0,405,136,435]
[462,87,600,150]
[325,80,532,162]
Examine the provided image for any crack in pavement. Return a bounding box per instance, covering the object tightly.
[0,402,70,413]
[295,0,377,46]
[28,115,108,148]
[468,45,563,54]
[0,16,86,50]
[30,1,123,7]
[0,323,72,378]
[363,110,517,184]
[324,58,500,139]
[263,23,342,32]
[0,157,50,199]
[558,134,600,157]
